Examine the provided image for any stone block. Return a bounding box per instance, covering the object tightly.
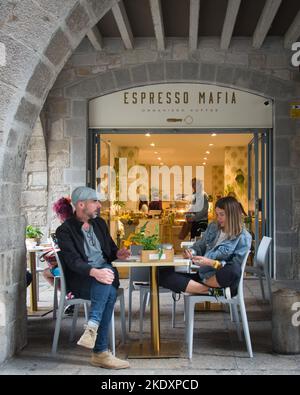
[0,183,21,217]
[275,100,290,118]
[199,63,217,83]
[265,78,296,100]
[64,118,87,137]
[173,42,189,61]
[14,98,40,129]
[48,152,70,168]
[28,137,46,151]
[49,167,64,185]
[248,54,266,70]
[225,52,248,66]
[275,138,290,167]
[64,169,86,184]
[130,64,148,84]
[26,61,53,100]
[276,248,293,280]
[182,62,199,81]
[48,119,64,141]
[0,0,57,53]
[26,210,47,226]
[36,0,78,19]
[147,62,164,82]
[72,100,87,118]
[291,150,300,168]
[70,53,97,67]
[293,186,300,202]
[46,98,70,116]
[30,172,48,187]
[266,54,290,69]
[44,28,72,66]
[275,184,292,232]
[275,118,299,137]
[65,3,90,35]
[6,129,19,149]
[165,62,181,81]
[48,140,69,154]
[233,68,252,90]
[71,138,86,167]
[21,190,47,207]
[26,150,47,163]
[216,65,235,85]
[52,68,77,89]
[276,232,299,249]
[113,69,132,89]
[0,82,18,127]
[97,71,116,93]
[65,78,101,98]
[199,48,226,64]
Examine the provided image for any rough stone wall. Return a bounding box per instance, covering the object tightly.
[21,118,48,238]
[43,36,300,281]
[0,0,120,364]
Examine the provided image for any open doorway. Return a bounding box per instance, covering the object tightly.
[87,129,274,275]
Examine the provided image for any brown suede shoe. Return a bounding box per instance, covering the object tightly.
[91,351,130,369]
[77,324,98,349]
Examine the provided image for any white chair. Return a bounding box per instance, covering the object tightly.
[245,236,272,302]
[51,241,126,356]
[184,250,253,359]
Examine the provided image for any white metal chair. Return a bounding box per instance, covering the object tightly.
[183,250,253,359]
[51,241,126,356]
[245,236,272,302]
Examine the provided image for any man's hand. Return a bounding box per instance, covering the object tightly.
[90,268,115,284]
[117,247,130,260]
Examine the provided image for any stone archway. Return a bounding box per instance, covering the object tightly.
[46,59,300,288]
[0,0,120,363]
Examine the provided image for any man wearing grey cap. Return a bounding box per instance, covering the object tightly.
[56,186,130,369]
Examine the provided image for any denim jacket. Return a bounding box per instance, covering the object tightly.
[192,221,252,268]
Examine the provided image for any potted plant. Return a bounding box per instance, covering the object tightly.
[130,222,174,263]
[25,225,43,248]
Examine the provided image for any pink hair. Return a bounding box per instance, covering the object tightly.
[52,197,73,222]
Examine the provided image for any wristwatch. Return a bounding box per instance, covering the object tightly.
[213,260,221,270]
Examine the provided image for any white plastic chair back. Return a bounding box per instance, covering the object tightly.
[237,250,251,297]
[255,236,272,267]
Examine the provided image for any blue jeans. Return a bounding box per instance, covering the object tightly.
[89,278,117,353]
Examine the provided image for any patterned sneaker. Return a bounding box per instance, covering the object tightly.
[77,324,98,349]
[91,351,130,369]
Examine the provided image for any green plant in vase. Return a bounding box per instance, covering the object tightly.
[130,222,163,260]
[26,225,43,247]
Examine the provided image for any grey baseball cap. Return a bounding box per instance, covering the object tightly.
[71,186,100,205]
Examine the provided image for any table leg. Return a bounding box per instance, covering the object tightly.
[29,252,38,312]
[126,265,183,358]
[150,266,160,354]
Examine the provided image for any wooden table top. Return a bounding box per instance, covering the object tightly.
[112,255,190,268]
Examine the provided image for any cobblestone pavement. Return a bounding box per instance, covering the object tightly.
[1,277,300,375]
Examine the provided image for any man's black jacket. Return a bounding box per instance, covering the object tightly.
[56,215,119,298]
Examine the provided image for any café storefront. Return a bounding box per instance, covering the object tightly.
[87,83,274,275]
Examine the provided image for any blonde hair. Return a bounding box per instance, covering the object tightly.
[215,197,243,238]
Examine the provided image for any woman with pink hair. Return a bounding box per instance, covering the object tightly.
[42,197,73,288]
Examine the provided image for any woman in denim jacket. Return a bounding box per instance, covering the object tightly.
[159,197,252,297]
